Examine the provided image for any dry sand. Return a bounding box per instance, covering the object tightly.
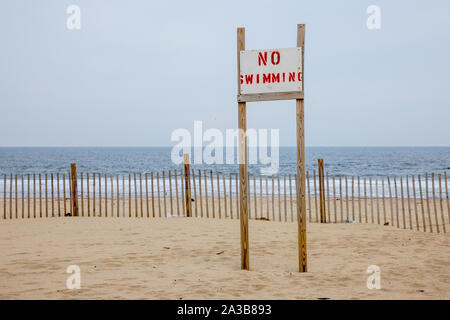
[0,216,449,299]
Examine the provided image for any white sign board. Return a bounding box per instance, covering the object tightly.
[239,47,302,95]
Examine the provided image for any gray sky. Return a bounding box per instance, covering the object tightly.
[0,0,449,147]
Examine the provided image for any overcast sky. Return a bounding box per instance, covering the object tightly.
[0,0,449,147]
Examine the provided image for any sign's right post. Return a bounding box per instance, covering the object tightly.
[296,24,307,272]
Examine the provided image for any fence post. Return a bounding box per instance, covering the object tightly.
[70,163,79,217]
[184,154,192,217]
[318,159,326,223]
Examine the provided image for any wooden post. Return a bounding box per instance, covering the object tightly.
[370,177,374,224]
[216,172,221,219]
[27,174,30,218]
[364,177,368,223]
[438,174,446,233]
[22,174,25,219]
[333,175,337,223]
[284,174,288,222]
[312,170,318,222]
[10,173,14,219]
[277,175,282,221]
[175,170,180,217]
[411,175,419,231]
[254,173,258,219]
[418,174,427,232]
[80,173,84,217]
[15,174,18,219]
[92,173,95,217]
[105,174,108,218]
[400,176,406,229]
[3,175,5,219]
[431,173,440,233]
[237,26,249,270]
[70,163,78,217]
[98,173,102,217]
[57,173,61,217]
[192,169,198,217]
[340,175,344,222]
[406,176,412,230]
[230,173,234,219]
[271,175,275,221]
[169,170,174,216]
[326,172,331,223]
[289,174,294,222]
[375,177,380,224]
[236,172,240,219]
[111,174,114,218]
[204,170,209,218]
[162,171,166,218]
[145,173,149,218]
[117,175,120,218]
[63,173,66,216]
[317,159,326,223]
[445,172,450,225]
[265,175,269,220]
[210,170,216,218]
[387,176,393,226]
[358,176,362,223]
[184,154,191,217]
[128,174,132,217]
[306,171,311,222]
[199,170,204,218]
[151,172,155,217]
[425,173,433,232]
[134,173,138,218]
[180,169,186,216]
[351,176,355,222]
[382,176,386,224]
[223,173,228,219]
[140,173,143,218]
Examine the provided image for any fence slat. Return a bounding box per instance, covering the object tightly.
[333,175,337,223]
[180,169,186,216]
[406,176,412,230]
[418,175,427,232]
[168,171,173,216]
[271,175,275,221]
[139,173,143,218]
[369,177,374,224]
[387,176,393,226]
[229,173,233,219]
[278,175,282,222]
[345,175,349,222]
[105,174,108,218]
[223,173,227,219]
[351,176,355,221]
[445,172,450,226]
[394,177,399,228]
[307,171,311,222]
[412,175,419,231]
[216,172,221,219]
[254,173,258,219]
[192,170,198,217]
[109,173,114,218]
[313,170,318,223]
[340,175,343,223]
[28,174,31,218]
[431,173,440,233]
[382,176,386,224]
[358,176,361,223]
[151,172,155,217]
[22,174,25,219]
[210,171,215,219]
[400,176,406,229]
[364,177,368,223]
[260,175,263,220]
[174,170,180,217]
[38,173,42,218]
[284,174,288,222]
[265,175,269,220]
[375,177,380,224]
[204,171,209,218]
[236,173,240,219]
[44,174,47,218]
[289,174,294,222]
[438,174,446,233]
[198,170,203,218]
[425,173,433,232]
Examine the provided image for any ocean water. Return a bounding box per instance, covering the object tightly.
[0,147,449,197]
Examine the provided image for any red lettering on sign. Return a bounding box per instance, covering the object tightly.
[263,73,271,83]
[271,51,280,65]
[271,73,280,83]
[240,74,243,85]
[282,72,285,82]
[298,72,302,82]
[258,52,268,66]
[256,74,260,84]
[288,72,295,82]
[245,74,253,84]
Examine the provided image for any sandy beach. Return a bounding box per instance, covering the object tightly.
[0,215,448,300]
